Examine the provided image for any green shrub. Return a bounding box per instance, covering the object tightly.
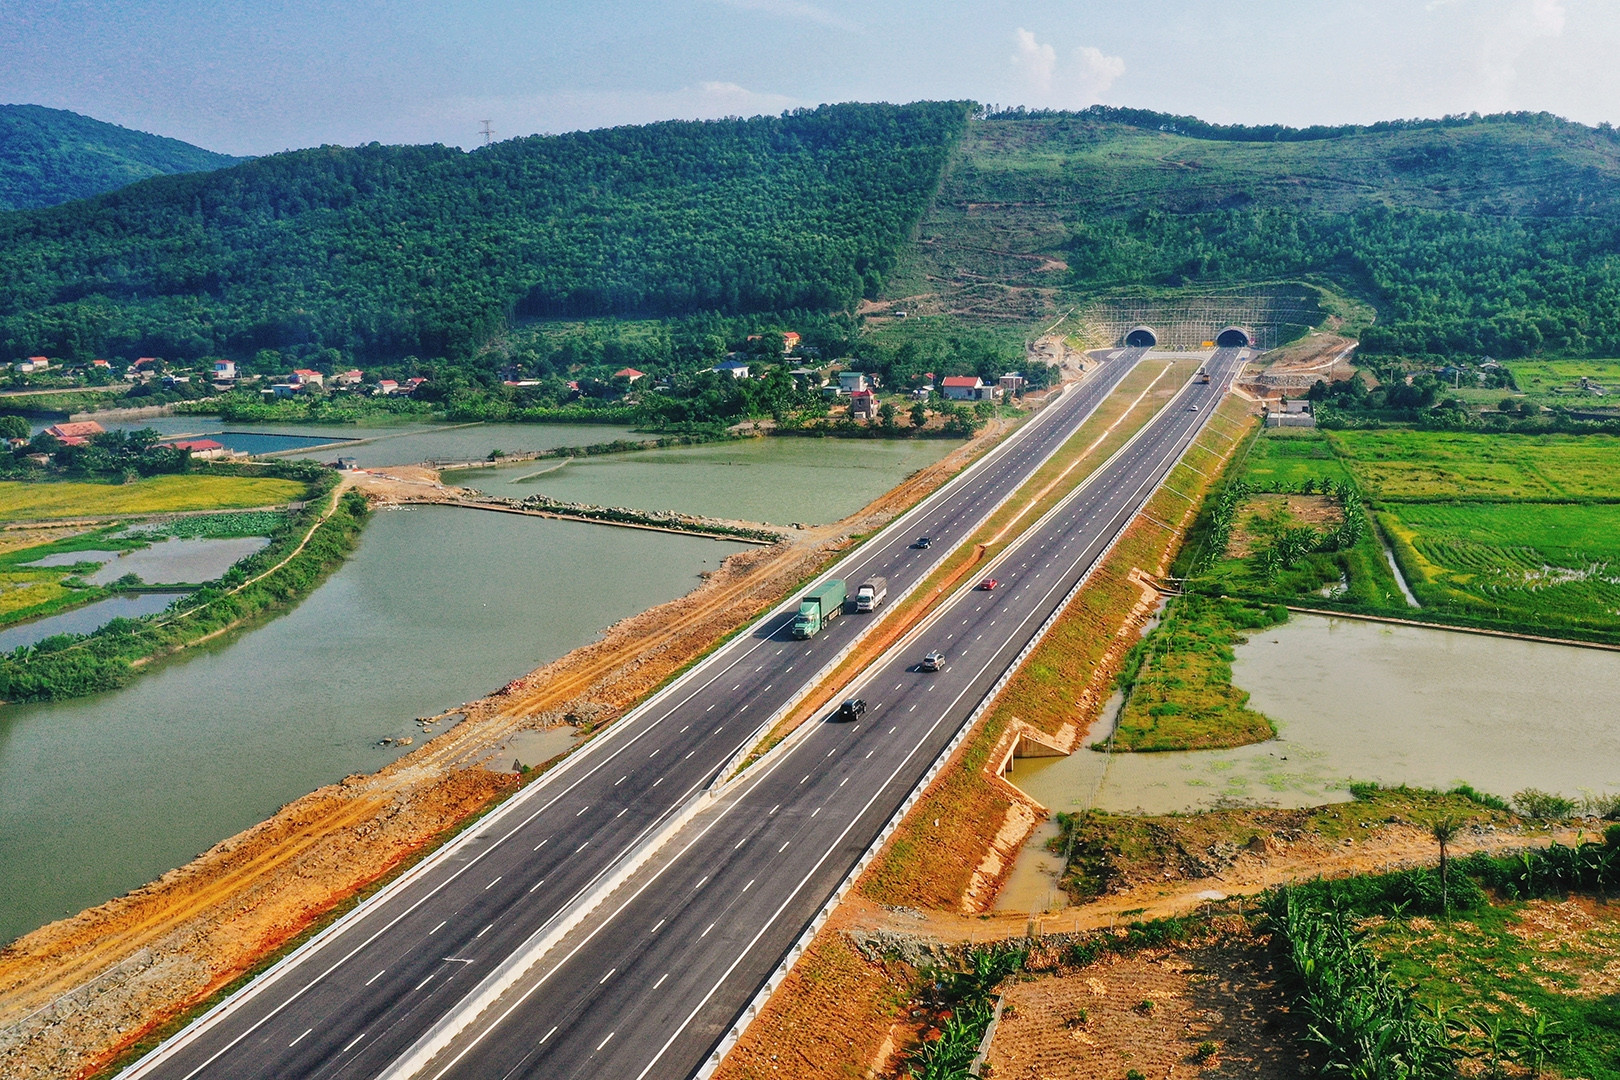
[1513,788,1578,820]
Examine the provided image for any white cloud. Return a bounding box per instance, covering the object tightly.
[1427,0,1568,109]
[712,0,859,32]
[422,82,800,146]
[1010,28,1124,108]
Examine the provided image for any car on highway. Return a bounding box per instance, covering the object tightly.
[912,536,933,549]
[978,578,998,590]
[836,698,867,721]
[919,650,945,672]
[1188,404,1199,411]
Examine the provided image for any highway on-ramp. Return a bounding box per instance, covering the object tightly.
[124,349,1160,1080]
[397,348,1246,1080]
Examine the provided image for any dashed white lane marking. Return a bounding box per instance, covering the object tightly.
[616,775,627,786]
[540,1025,558,1044]
[343,1032,366,1052]
[649,748,660,758]
[289,1028,313,1048]
[534,838,550,851]
[529,878,546,893]
[694,876,709,890]
[650,918,665,933]
[485,876,501,890]
[365,969,386,986]
[889,726,896,733]
[743,879,755,893]
[599,967,616,984]
[616,807,628,818]
[597,1032,615,1052]
[576,805,590,817]
[701,922,715,938]
[653,777,664,788]
[430,921,446,935]
[477,923,493,938]
[415,972,437,991]
[734,837,747,849]
[811,807,820,818]
[779,841,790,852]
[653,973,669,990]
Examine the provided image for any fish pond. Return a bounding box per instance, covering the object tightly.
[0,506,746,944]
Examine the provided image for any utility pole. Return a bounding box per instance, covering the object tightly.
[479,120,494,146]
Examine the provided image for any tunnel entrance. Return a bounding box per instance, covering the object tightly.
[1124,326,1158,348]
[1216,327,1252,348]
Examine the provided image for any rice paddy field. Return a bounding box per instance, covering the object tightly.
[1504,356,1620,400]
[0,475,305,522]
[1325,429,1620,499]
[1207,427,1620,639]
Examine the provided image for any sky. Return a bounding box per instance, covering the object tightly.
[1,0,1617,156]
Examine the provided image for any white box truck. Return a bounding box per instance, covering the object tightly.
[854,577,887,612]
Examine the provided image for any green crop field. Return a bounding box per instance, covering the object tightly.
[1200,426,1620,638]
[1505,357,1620,399]
[0,475,305,522]
[1326,429,1620,499]
[1381,501,1620,633]
[1234,429,1355,492]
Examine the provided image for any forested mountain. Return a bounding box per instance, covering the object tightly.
[0,105,241,212]
[0,102,970,363]
[916,108,1620,359]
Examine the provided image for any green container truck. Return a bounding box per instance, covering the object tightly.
[792,579,846,639]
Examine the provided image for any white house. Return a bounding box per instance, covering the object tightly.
[713,359,751,379]
[837,371,868,393]
[941,375,987,401]
[212,359,237,381]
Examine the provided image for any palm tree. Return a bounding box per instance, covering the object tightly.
[1432,816,1461,913]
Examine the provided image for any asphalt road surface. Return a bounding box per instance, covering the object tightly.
[411,348,1245,1080]
[126,348,1176,1080]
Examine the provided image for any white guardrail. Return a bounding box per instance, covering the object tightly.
[693,358,1243,1078]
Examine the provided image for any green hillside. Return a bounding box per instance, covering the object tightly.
[904,108,1620,358]
[0,102,970,363]
[0,104,241,212]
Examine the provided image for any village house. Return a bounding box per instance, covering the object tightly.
[164,438,230,460]
[941,375,990,401]
[613,367,646,383]
[289,368,324,388]
[331,369,364,387]
[14,356,50,374]
[375,379,400,395]
[999,372,1026,395]
[212,359,237,381]
[713,359,751,379]
[44,420,105,446]
[837,371,868,394]
[848,389,877,420]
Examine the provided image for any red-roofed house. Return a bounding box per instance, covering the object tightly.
[332,369,364,386]
[848,389,876,419]
[165,438,229,460]
[290,368,324,387]
[375,379,400,395]
[45,421,105,443]
[781,332,801,353]
[940,375,985,401]
[613,367,646,383]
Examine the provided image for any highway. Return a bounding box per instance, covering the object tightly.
[124,347,1161,1080]
[404,347,1245,1080]
[410,347,1245,1080]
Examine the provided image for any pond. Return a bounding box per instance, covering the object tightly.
[995,614,1620,910]
[94,419,643,468]
[0,506,747,944]
[34,536,272,586]
[0,593,183,653]
[446,435,961,525]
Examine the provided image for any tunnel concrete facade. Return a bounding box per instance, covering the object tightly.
[1124,326,1158,348]
[1215,326,1253,348]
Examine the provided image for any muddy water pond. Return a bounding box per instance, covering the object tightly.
[996,615,1620,911]
[447,435,961,525]
[0,506,745,944]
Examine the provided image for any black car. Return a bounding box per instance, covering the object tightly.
[912,536,933,549]
[836,698,867,721]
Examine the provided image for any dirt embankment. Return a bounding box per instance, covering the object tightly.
[0,417,1025,1080]
[1239,332,1362,402]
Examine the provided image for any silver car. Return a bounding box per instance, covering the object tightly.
[920,651,945,672]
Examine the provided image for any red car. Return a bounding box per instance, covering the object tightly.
[978,578,999,590]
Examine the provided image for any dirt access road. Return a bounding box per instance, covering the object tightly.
[0,413,1030,1080]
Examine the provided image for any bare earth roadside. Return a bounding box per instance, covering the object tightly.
[0,414,1030,1080]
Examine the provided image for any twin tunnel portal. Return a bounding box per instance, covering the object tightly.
[1124,325,1252,348]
